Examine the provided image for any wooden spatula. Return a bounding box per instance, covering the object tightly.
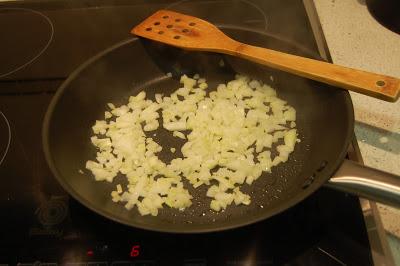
[132,10,400,102]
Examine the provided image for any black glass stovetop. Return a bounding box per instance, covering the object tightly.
[0,1,373,265]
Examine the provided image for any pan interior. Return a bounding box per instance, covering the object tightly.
[44,28,353,233]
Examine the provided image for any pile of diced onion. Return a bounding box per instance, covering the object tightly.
[86,74,298,216]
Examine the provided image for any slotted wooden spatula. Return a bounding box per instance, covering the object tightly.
[132,10,400,102]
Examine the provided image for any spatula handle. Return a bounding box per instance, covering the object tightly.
[226,43,400,102]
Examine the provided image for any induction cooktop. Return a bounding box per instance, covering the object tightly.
[0,1,392,265]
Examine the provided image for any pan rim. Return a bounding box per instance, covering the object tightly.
[42,26,354,233]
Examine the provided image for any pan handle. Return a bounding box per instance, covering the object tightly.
[325,159,400,208]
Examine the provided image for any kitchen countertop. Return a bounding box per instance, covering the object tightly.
[313,0,400,237]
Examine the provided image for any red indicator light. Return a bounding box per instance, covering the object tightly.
[87,250,94,256]
[130,245,140,257]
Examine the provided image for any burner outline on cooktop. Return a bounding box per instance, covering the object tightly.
[0,8,54,78]
[0,111,11,166]
[317,247,346,266]
[165,0,269,31]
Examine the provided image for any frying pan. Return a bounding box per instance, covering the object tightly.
[43,26,400,233]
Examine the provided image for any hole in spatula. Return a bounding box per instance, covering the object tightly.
[174,35,181,39]
[376,80,386,87]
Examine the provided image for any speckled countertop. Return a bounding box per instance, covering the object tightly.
[313,0,400,237]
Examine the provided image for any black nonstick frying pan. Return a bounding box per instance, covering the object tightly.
[43,26,400,233]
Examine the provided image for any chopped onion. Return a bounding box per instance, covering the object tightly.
[86,74,298,216]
